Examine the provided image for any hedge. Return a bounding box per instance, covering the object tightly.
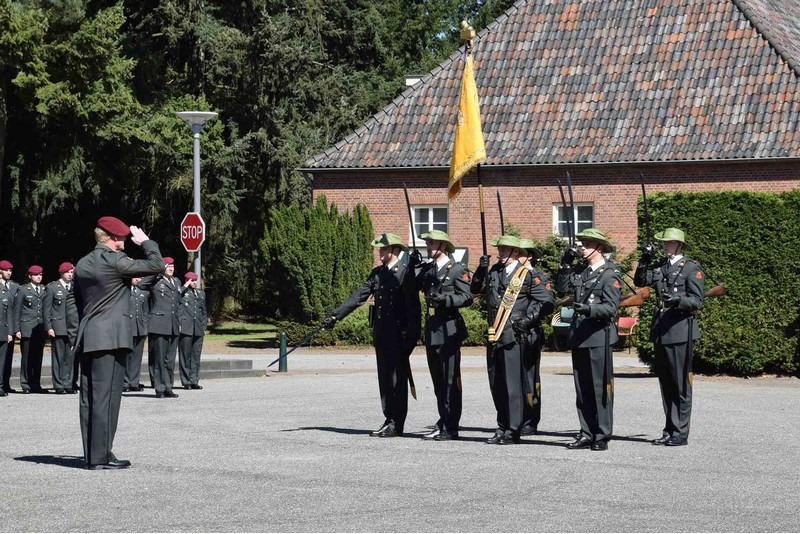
[634,190,800,376]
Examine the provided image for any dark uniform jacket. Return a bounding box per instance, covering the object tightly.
[43,280,79,338]
[0,283,14,340]
[634,257,703,344]
[417,258,473,347]
[15,283,44,337]
[472,262,554,347]
[74,241,164,353]
[178,287,207,336]
[333,255,421,351]
[556,261,622,348]
[127,286,150,337]
[145,275,181,336]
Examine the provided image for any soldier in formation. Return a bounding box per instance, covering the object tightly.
[556,229,622,451]
[16,265,47,393]
[43,262,78,394]
[415,230,473,441]
[0,260,14,396]
[146,257,181,398]
[471,235,553,445]
[322,233,421,438]
[124,276,149,392]
[634,228,704,447]
[178,271,207,390]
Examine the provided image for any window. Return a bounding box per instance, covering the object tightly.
[554,204,594,237]
[411,206,448,246]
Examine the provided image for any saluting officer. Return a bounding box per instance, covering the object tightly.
[518,239,555,435]
[556,229,622,451]
[15,265,47,393]
[0,260,19,394]
[634,228,704,447]
[123,277,149,392]
[145,257,181,398]
[0,261,14,396]
[43,262,79,394]
[415,230,472,441]
[74,216,164,469]
[322,233,421,438]
[472,235,553,445]
[178,272,207,390]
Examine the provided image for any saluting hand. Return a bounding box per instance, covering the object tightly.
[129,225,149,246]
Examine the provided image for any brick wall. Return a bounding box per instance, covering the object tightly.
[310,161,800,267]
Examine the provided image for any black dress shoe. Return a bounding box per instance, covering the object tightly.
[486,434,503,445]
[370,422,390,437]
[32,388,49,394]
[520,425,538,436]
[6,387,17,393]
[376,426,400,438]
[422,428,441,440]
[122,386,130,392]
[0,390,7,397]
[567,436,593,449]
[183,385,191,390]
[665,437,688,447]
[498,436,520,445]
[433,431,458,441]
[190,384,203,390]
[651,435,671,445]
[163,390,179,398]
[591,440,608,451]
[86,459,131,470]
[136,384,145,391]
[20,389,30,394]
[67,389,77,394]
[55,389,66,395]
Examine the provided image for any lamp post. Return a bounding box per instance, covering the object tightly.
[175,111,218,283]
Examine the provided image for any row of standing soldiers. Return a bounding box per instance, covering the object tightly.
[325,226,703,449]
[0,257,207,397]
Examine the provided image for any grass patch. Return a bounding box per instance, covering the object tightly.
[207,321,279,341]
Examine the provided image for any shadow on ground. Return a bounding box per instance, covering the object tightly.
[15,455,85,469]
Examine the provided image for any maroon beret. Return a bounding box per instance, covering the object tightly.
[0,260,13,269]
[163,257,174,266]
[184,272,198,281]
[58,262,74,274]
[97,216,130,237]
[27,265,43,275]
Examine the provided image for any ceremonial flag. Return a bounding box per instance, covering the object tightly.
[448,54,486,199]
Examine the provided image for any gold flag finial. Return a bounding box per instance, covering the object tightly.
[459,20,475,43]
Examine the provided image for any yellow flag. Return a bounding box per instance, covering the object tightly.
[448,54,486,199]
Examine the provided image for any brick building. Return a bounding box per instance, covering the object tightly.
[303,0,800,266]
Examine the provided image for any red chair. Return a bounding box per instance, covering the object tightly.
[616,316,639,352]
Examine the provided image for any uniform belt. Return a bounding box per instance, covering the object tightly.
[427,307,458,318]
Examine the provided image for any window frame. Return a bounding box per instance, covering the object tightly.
[553,203,595,238]
[410,205,449,247]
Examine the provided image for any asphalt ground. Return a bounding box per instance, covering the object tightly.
[1,348,798,532]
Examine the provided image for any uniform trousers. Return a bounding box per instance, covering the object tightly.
[179,334,204,387]
[373,345,409,431]
[79,348,127,465]
[426,338,462,435]
[125,335,146,388]
[571,345,614,442]
[654,342,693,440]
[487,338,525,438]
[148,334,178,393]
[522,334,543,430]
[0,340,10,392]
[20,334,45,391]
[50,336,74,391]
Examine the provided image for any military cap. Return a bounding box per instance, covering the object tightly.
[184,272,198,281]
[655,227,690,249]
[0,260,13,269]
[490,235,522,249]
[97,216,130,237]
[163,257,175,265]
[576,228,614,253]
[58,262,74,273]
[419,230,455,253]
[27,265,43,275]
[518,238,540,257]
[370,233,408,251]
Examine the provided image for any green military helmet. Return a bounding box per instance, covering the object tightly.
[370,233,408,251]
[518,238,540,257]
[419,229,455,253]
[490,234,522,249]
[655,227,690,249]
[576,228,614,253]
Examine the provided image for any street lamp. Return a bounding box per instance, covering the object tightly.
[176,110,218,283]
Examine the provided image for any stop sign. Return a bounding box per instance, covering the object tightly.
[180,212,205,252]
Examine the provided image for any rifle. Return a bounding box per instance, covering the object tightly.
[705,283,726,298]
[619,287,650,308]
[639,172,653,246]
[496,190,504,235]
[401,183,418,399]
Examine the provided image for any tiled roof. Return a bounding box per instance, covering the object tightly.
[306,0,800,169]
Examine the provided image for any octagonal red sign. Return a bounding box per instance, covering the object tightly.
[181,212,205,252]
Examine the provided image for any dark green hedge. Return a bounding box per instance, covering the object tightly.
[260,195,374,323]
[634,190,800,376]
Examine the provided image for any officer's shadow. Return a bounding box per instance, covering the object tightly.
[15,455,85,469]
[283,426,372,436]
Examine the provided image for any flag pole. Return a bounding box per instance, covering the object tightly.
[462,24,487,256]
